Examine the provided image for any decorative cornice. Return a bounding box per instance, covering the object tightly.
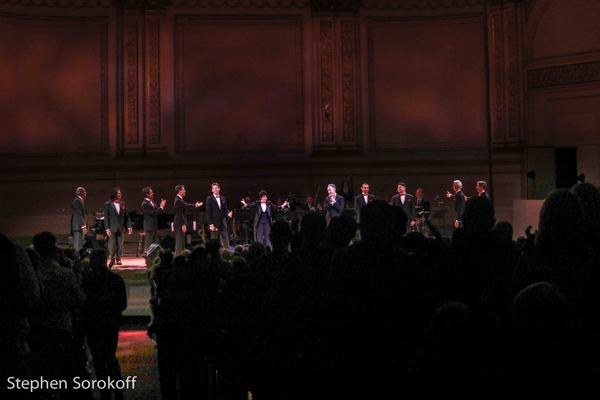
[170,0,309,7]
[0,0,113,7]
[362,0,482,10]
[311,0,360,13]
[528,61,600,90]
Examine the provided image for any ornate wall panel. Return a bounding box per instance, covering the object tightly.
[175,17,304,153]
[0,14,109,154]
[145,16,162,148]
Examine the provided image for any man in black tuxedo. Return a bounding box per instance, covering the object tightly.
[205,182,233,249]
[446,179,466,229]
[390,182,416,227]
[240,190,289,249]
[71,186,88,260]
[354,182,376,223]
[323,183,345,225]
[172,185,203,255]
[104,188,132,267]
[142,187,167,252]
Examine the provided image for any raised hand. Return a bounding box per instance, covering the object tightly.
[195,201,203,208]
[160,199,167,208]
[227,211,233,218]
[240,198,247,208]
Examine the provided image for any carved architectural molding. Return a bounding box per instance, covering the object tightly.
[170,0,308,7]
[0,0,113,7]
[311,0,360,13]
[527,61,600,90]
[340,19,356,142]
[489,3,523,144]
[146,18,161,146]
[505,9,521,141]
[319,20,334,143]
[124,19,139,146]
[491,11,505,142]
[362,0,482,10]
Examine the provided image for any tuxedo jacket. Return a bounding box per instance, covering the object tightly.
[323,194,345,219]
[479,192,491,202]
[390,193,416,219]
[104,201,131,233]
[354,194,376,221]
[246,201,282,230]
[453,191,466,221]
[205,195,230,230]
[173,195,196,229]
[71,196,87,233]
[142,198,162,232]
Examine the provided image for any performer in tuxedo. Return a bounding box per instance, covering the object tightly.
[141,187,167,252]
[476,180,491,202]
[240,190,289,248]
[323,183,345,225]
[71,186,88,260]
[172,185,202,255]
[446,179,466,229]
[353,182,375,222]
[206,182,233,249]
[390,182,416,227]
[104,188,132,267]
[415,188,431,213]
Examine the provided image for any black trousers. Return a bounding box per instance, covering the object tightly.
[255,220,272,248]
[175,228,186,256]
[210,223,230,249]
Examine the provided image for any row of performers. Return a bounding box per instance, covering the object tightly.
[70,180,491,264]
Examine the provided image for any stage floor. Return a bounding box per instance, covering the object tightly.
[111,257,151,317]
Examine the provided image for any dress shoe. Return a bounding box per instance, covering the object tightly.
[108,258,115,268]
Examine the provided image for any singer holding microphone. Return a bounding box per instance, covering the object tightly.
[323,183,345,225]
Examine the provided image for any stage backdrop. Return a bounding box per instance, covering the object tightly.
[1,0,599,237]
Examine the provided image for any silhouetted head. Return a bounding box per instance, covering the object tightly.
[270,220,292,250]
[536,189,584,250]
[89,248,108,270]
[300,212,326,246]
[430,301,476,367]
[492,221,514,243]
[359,200,393,244]
[571,182,600,248]
[32,231,57,259]
[390,205,408,239]
[324,215,357,249]
[512,281,568,367]
[462,196,495,234]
